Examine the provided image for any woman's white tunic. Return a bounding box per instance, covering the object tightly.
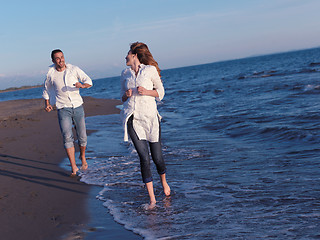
[120,64,165,142]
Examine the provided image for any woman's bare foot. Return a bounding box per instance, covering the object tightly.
[146,201,156,210]
[162,182,171,196]
[160,174,171,196]
[149,200,156,208]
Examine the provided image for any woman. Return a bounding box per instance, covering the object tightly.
[120,42,170,209]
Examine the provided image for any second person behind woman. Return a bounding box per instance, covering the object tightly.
[120,42,170,209]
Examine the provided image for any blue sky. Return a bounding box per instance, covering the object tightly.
[1,0,320,90]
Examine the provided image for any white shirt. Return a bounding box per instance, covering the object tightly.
[121,64,165,142]
[42,64,93,109]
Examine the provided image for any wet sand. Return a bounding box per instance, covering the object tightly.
[0,97,140,240]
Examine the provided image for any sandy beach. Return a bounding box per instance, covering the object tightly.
[0,97,140,240]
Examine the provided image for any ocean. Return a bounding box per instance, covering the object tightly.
[1,47,320,239]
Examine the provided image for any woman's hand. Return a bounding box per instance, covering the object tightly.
[137,86,147,95]
[126,89,133,97]
[122,89,132,102]
[137,86,159,97]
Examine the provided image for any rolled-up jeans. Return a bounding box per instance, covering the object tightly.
[57,105,87,149]
[127,115,166,183]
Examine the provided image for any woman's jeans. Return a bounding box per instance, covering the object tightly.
[127,115,166,183]
[57,105,87,149]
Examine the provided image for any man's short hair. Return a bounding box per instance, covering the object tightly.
[51,49,63,60]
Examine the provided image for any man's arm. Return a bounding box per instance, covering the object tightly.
[43,73,54,112]
[74,82,92,89]
[75,66,93,88]
[44,99,53,112]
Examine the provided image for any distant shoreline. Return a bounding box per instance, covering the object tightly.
[0,84,42,93]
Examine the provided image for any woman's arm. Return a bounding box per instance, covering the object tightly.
[137,66,164,98]
[149,66,164,100]
[122,89,132,102]
[137,86,159,97]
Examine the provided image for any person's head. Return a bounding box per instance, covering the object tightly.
[126,42,161,77]
[51,49,66,70]
[125,50,139,68]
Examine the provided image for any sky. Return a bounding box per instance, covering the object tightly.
[1,0,320,90]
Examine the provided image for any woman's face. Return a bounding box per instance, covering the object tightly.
[125,51,135,66]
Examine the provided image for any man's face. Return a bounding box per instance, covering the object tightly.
[52,52,66,69]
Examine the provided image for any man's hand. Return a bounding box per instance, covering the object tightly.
[44,100,53,112]
[45,104,53,112]
[74,82,91,88]
[74,82,83,88]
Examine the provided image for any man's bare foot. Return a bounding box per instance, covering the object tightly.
[79,155,88,170]
[70,167,79,177]
[81,163,88,170]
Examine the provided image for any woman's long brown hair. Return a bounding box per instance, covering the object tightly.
[130,42,161,77]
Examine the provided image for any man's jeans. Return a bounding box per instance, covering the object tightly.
[57,105,87,149]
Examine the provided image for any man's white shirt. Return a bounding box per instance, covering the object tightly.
[43,64,92,109]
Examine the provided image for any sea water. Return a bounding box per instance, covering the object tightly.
[2,47,320,239]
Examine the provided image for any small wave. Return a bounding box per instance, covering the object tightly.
[304,84,320,91]
[298,68,317,74]
[309,62,320,67]
[260,126,318,142]
[105,182,144,187]
[157,234,194,240]
[237,70,282,80]
[177,90,193,93]
[237,66,319,81]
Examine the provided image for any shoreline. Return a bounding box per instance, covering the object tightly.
[0,84,42,93]
[0,97,140,239]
